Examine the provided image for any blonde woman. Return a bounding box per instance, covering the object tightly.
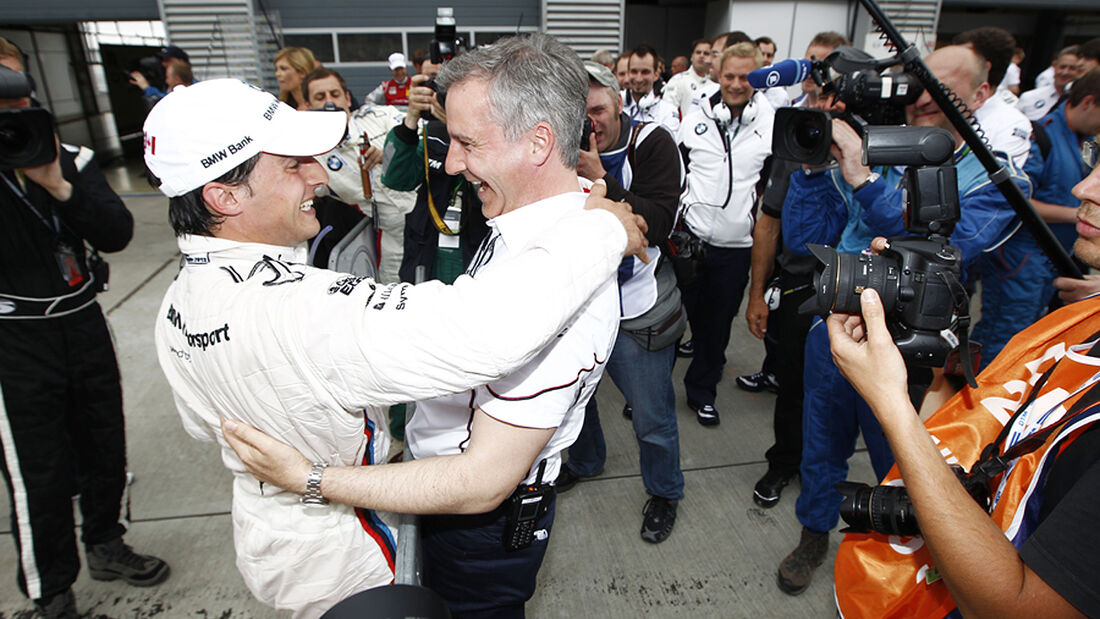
[274,46,316,110]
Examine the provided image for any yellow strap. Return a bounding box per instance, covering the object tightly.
[423,124,459,236]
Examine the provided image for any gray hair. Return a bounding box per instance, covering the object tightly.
[437,32,587,169]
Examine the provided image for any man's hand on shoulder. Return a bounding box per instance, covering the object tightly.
[585,179,649,263]
[222,418,312,494]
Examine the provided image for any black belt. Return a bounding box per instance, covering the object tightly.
[0,278,98,320]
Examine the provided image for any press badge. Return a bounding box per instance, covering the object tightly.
[55,242,85,287]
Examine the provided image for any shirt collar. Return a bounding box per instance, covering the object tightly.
[177,234,308,266]
[488,191,587,256]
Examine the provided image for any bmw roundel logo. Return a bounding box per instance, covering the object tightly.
[695,122,708,135]
[327,155,343,171]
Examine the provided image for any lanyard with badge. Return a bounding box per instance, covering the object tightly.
[2,170,108,291]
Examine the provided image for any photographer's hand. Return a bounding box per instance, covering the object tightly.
[128,70,150,91]
[830,118,871,188]
[22,136,72,202]
[585,179,650,264]
[404,74,437,130]
[576,134,607,182]
[826,289,909,417]
[1054,273,1100,303]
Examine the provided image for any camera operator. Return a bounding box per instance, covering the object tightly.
[777,45,1029,595]
[827,167,1100,616]
[557,61,685,543]
[381,58,489,284]
[745,32,850,511]
[0,43,168,618]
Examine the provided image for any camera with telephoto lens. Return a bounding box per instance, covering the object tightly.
[0,66,57,170]
[799,125,975,372]
[419,7,462,120]
[836,464,992,537]
[773,46,924,165]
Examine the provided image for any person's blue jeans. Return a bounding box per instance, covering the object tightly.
[796,319,895,534]
[565,334,684,500]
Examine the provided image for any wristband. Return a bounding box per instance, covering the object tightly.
[300,462,329,507]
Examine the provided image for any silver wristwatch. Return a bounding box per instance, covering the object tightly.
[300,462,329,507]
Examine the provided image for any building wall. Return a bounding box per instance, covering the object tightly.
[703,0,854,61]
[0,1,157,23]
[272,0,540,108]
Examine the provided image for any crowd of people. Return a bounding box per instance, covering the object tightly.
[2,18,1099,619]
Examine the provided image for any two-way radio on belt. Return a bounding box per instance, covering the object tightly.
[858,0,1083,279]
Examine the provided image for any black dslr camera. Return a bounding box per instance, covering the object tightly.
[773,46,924,165]
[836,464,991,537]
[419,7,464,120]
[800,125,977,378]
[0,66,57,170]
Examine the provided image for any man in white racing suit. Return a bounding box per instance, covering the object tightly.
[143,77,646,618]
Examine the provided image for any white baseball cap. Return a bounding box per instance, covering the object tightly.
[388,52,407,70]
[143,79,346,197]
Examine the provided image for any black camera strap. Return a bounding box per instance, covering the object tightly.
[939,270,978,389]
[971,332,1100,483]
[2,167,108,292]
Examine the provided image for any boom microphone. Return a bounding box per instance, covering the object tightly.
[747,58,813,89]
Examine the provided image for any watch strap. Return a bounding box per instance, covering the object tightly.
[301,462,329,506]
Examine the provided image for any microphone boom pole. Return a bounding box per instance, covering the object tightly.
[858,0,1083,278]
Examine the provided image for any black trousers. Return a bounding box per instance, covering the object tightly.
[763,271,815,474]
[0,305,127,601]
[681,244,752,407]
[420,492,556,619]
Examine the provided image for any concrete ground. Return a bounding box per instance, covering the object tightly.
[0,162,876,618]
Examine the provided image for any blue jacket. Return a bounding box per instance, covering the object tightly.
[780,167,852,257]
[858,146,1029,269]
[1023,103,1091,252]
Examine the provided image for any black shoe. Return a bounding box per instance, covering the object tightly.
[688,400,720,426]
[676,340,694,358]
[622,404,633,419]
[640,496,678,543]
[35,588,77,619]
[555,465,584,493]
[86,538,170,587]
[736,370,779,393]
[753,469,797,508]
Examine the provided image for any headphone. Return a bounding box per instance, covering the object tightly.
[712,100,732,130]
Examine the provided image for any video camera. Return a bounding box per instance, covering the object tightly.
[0,65,57,170]
[766,46,924,165]
[799,125,978,380]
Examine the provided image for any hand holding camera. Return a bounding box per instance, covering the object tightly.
[404,74,444,129]
[576,131,605,182]
[20,135,71,201]
[828,118,871,187]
